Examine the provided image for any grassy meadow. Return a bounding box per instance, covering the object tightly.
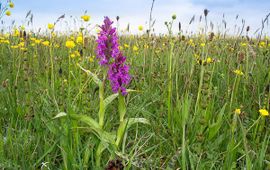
[0,2,270,170]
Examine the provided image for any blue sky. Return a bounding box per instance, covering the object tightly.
[3,0,270,35]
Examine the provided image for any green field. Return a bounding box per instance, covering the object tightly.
[1,2,270,169]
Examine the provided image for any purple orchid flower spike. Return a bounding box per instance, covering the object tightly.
[96,16,131,95]
[96,16,120,66]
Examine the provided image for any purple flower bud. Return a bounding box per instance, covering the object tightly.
[96,17,131,95]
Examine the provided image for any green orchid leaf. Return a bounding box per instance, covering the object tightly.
[69,114,116,144]
[104,89,139,109]
[77,65,102,86]
[53,112,67,119]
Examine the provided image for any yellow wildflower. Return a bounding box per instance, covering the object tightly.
[13,29,20,37]
[200,43,206,47]
[81,15,90,22]
[2,40,10,44]
[66,40,75,48]
[42,41,50,46]
[234,109,241,115]
[5,11,11,16]
[259,41,266,48]
[234,69,244,76]
[188,39,195,47]
[70,53,76,58]
[76,36,83,44]
[240,42,247,47]
[20,47,27,52]
[124,44,129,48]
[133,45,139,52]
[48,23,54,30]
[259,109,269,117]
[206,57,213,63]
[18,42,25,47]
[35,39,41,44]
[11,45,19,49]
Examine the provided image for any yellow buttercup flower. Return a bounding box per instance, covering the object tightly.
[133,45,139,52]
[200,43,206,47]
[76,36,83,44]
[81,15,90,22]
[48,23,54,30]
[259,109,269,117]
[70,53,76,58]
[13,29,20,37]
[20,47,27,52]
[206,57,213,64]
[144,44,149,49]
[188,39,195,47]
[66,40,75,48]
[6,11,11,16]
[35,39,41,44]
[234,108,241,115]
[234,69,244,76]
[18,42,25,47]
[124,44,129,48]
[11,45,19,49]
[259,41,266,48]
[1,40,10,44]
[42,41,50,46]
[240,42,247,47]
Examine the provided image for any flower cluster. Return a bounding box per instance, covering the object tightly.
[96,17,120,65]
[96,17,130,95]
[108,52,131,95]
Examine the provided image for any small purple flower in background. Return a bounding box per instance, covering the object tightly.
[108,52,131,95]
[96,16,120,65]
[96,16,131,95]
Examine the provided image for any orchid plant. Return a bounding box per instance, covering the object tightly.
[54,16,149,169]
